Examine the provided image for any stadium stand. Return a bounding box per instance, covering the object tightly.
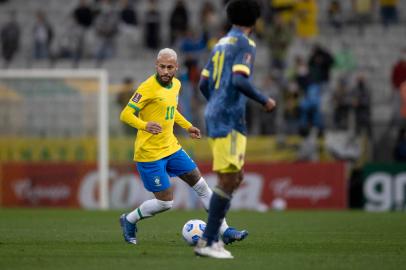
[1,0,406,161]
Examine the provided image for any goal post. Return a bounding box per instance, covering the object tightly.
[0,69,109,209]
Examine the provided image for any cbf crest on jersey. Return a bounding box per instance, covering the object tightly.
[132,93,142,103]
[153,176,161,187]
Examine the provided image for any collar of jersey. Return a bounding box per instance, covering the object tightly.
[230,26,247,38]
[155,74,173,89]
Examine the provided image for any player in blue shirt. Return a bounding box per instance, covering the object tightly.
[194,0,276,259]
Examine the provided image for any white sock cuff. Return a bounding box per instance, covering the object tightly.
[127,199,173,223]
[192,177,211,194]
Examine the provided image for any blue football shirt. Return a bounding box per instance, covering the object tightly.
[201,27,260,138]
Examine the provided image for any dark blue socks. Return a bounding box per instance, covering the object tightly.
[202,187,231,245]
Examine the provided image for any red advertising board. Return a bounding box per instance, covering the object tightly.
[0,162,96,207]
[0,162,347,209]
[249,162,347,209]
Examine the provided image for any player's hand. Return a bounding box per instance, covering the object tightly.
[146,121,162,135]
[188,126,201,139]
[264,98,276,112]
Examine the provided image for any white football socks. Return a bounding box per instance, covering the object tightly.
[192,177,229,234]
[126,199,173,224]
[126,177,230,235]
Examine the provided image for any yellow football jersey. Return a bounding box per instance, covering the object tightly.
[120,74,192,162]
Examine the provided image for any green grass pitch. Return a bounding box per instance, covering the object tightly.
[0,209,405,270]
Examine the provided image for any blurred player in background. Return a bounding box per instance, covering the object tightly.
[119,48,247,245]
[195,0,276,259]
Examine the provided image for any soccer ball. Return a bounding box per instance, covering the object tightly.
[182,219,206,246]
[272,198,287,211]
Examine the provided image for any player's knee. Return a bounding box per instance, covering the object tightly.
[218,177,240,194]
[222,185,233,195]
[216,181,233,195]
[156,199,174,211]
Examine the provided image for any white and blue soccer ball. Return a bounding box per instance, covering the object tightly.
[182,219,206,246]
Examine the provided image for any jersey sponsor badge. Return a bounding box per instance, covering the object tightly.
[243,53,252,65]
[132,93,142,103]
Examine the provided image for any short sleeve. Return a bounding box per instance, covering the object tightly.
[232,38,256,77]
[127,83,150,112]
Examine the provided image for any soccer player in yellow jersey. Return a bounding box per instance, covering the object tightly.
[119,48,247,246]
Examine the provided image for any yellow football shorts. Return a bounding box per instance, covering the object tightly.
[208,130,247,173]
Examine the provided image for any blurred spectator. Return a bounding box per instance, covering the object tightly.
[178,58,202,127]
[327,0,344,33]
[291,55,311,92]
[144,0,161,50]
[71,0,94,67]
[177,29,207,65]
[294,0,319,42]
[254,17,266,41]
[332,77,352,130]
[393,127,406,162]
[400,82,406,126]
[267,0,296,25]
[351,0,374,35]
[120,0,138,26]
[351,73,372,136]
[391,48,406,91]
[55,23,76,61]
[308,44,334,128]
[178,61,194,123]
[308,44,334,85]
[283,81,301,135]
[93,0,119,66]
[266,13,294,72]
[199,1,221,47]
[116,77,136,135]
[1,11,20,68]
[299,83,323,133]
[379,0,399,28]
[333,42,357,78]
[117,77,135,109]
[73,0,94,28]
[169,0,189,45]
[118,0,141,54]
[32,10,54,59]
[390,49,406,126]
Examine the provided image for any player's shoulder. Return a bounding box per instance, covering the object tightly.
[238,34,256,49]
[172,77,181,86]
[172,77,182,90]
[136,75,156,94]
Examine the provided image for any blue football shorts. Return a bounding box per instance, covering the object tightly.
[136,148,197,192]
